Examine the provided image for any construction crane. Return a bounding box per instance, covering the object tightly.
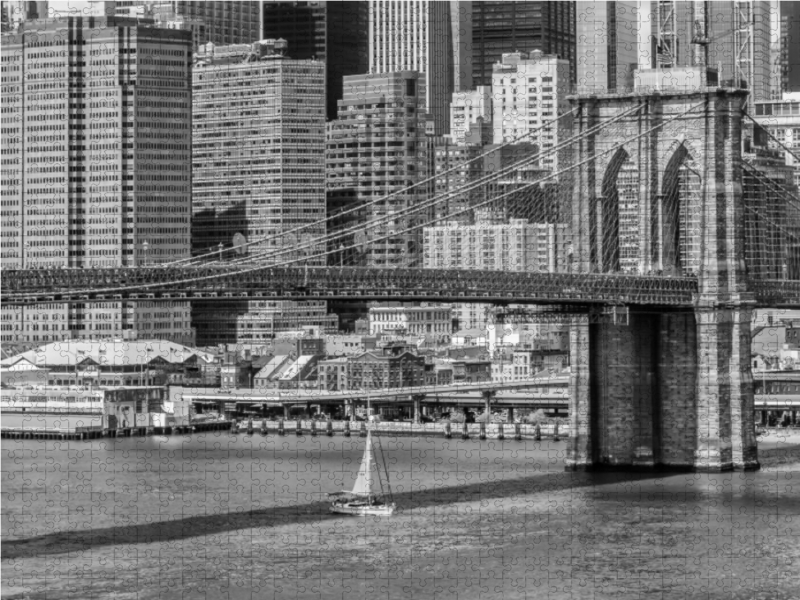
[691,0,753,89]
[692,20,740,49]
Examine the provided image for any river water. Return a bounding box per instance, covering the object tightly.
[2,431,799,600]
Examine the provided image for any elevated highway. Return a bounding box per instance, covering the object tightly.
[171,376,570,410]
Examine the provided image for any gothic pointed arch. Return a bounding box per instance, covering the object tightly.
[598,147,636,272]
[660,142,701,274]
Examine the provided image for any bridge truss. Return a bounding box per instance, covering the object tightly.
[3,92,800,310]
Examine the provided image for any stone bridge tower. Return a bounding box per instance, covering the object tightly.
[566,88,758,472]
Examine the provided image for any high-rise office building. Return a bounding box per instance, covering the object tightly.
[191,40,337,344]
[89,1,261,45]
[492,51,572,171]
[753,96,800,190]
[1,1,47,31]
[472,1,576,88]
[262,1,369,121]
[779,1,800,94]
[368,0,469,135]
[432,136,543,226]
[423,208,569,338]
[576,1,639,93]
[637,1,773,102]
[450,1,472,94]
[424,211,569,273]
[617,159,642,273]
[1,17,193,344]
[449,86,492,145]
[432,139,485,224]
[327,71,431,268]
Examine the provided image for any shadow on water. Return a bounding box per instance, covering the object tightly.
[4,441,797,561]
[3,469,661,560]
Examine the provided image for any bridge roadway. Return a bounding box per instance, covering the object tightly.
[4,266,798,308]
[4,266,699,306]
[171,376,570,409]
[178,387,793,413]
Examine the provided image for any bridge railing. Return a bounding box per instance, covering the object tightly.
[2,266,700,306]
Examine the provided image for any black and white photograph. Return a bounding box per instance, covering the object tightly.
[1,1,799,598]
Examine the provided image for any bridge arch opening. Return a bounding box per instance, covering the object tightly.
[599,148,638,273]
[660,143,701,275]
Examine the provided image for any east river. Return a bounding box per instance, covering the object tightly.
[2,431,799,600]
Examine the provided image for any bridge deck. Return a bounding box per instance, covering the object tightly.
[4,266,699,306]
[4,267,796,307]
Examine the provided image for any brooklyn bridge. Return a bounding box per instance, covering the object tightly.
[5,87,800,473]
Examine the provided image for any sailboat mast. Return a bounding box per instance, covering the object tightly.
[364,430,373,497]
[376,435,393,502]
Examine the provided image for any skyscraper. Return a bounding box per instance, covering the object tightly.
[89,1,261,45]
[576,1,639,93]
[637,1,773,102]
[368,0,468,135]
[491,51,572,172]
[1,16,194,344]
[262,1,369,121]
[779,1,800,94]
[449,86,492,145]
[0,1,47,31]
[472,1,577,88]
[326,72,431,268]
[424,214,569,273]
[191,40,336,344]
[753,97,800,190]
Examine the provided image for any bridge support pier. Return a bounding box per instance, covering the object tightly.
[566,307,759,472]
[282,404,290,420]
[482,391,496,421]
[345,399,354,421]
[411,395,425,424]
[694,307,759,471]
[565,316,592,471]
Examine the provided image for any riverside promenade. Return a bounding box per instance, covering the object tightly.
[0,419,568,441]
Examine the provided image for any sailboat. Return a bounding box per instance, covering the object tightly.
[329,429,396,516]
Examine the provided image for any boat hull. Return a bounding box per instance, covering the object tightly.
[330,502,396,516]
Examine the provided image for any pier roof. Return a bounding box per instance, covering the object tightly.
[1,341,216,369]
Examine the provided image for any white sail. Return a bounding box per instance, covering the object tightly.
[351,431,374,496]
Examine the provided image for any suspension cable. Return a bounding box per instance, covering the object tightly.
[742,111,800,164]
[240,102,705,272]
[5,101,705,300]
[164,109,581,267]
[221,103,645,268]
